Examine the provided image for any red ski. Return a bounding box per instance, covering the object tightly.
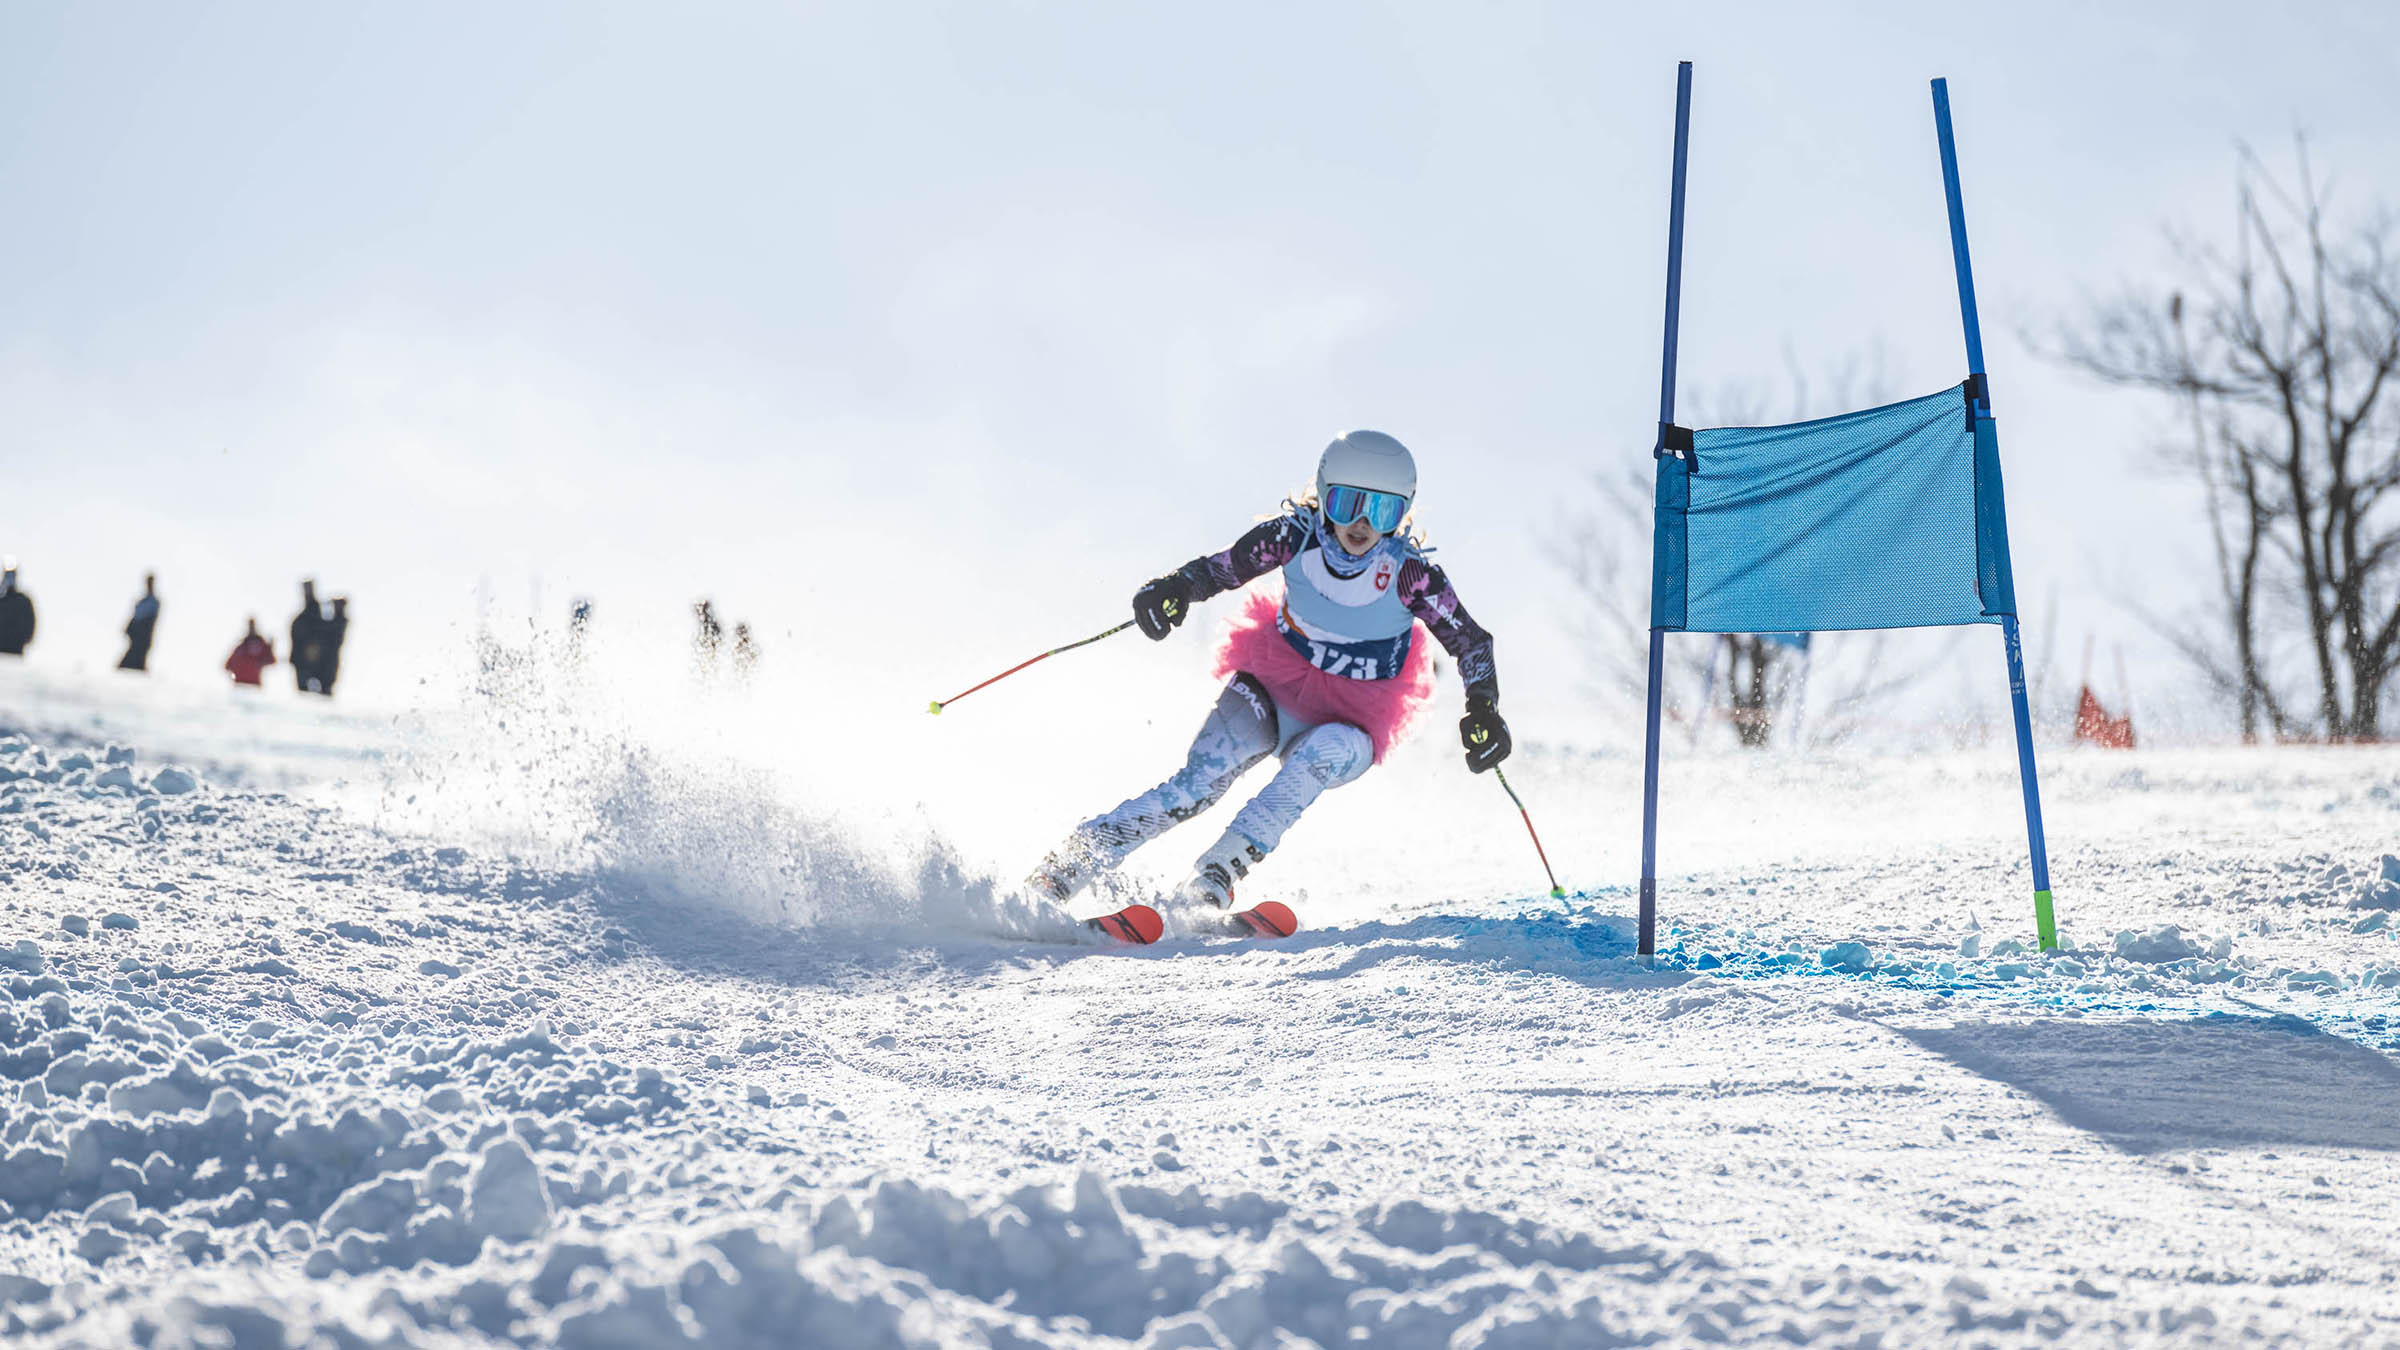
[1229,901,1299,938]
[1087,904,1164,945]
[1083,900,1300,944]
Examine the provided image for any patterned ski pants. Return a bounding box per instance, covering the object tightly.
[1075,674,1373,867]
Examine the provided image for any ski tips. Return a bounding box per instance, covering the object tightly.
[1234,901,1299,939]
[927,700,944,716]
[1088,904,1165,945]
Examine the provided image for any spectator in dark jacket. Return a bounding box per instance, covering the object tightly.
[0,561,34,657]
[120,574,161,671]
[319,597,350,695]
[225,619,275,687]
[291,580,328,694]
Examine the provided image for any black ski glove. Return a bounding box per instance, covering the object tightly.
[1133,574,1193,640]
[1460,695,1511,773]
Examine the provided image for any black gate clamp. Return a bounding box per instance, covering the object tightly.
[1656,422,1695,467]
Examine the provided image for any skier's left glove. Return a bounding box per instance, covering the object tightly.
[1460,696,1511,773]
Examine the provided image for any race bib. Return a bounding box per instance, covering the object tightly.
[1278,624,1410,681]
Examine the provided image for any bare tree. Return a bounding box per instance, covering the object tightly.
[1722,634,1778,748]
[1552,459,1663,705]
[2059,143,2400,740]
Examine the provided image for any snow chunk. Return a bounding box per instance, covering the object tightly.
[1,941,42,975]
[1819,942,1871,973]
[321,1173,420,1241]
[148,766,198,796]
[530,1241,610,1305]
[553,1283,699,1347]
[103,912,139,931]
[0,1274,51,1308]
[78,1226,130,1264]
[465,1137,551,1243]
[107,1059,218,1118]
[2113,925,2201,963]
[0,1146,67,1207]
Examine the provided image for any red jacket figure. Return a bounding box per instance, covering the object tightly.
[225,620,276,687]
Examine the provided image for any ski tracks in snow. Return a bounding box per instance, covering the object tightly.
[6,709,2400,1343]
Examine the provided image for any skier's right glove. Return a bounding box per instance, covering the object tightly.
[1133,574,1193,641]
[1461,696,1511,773]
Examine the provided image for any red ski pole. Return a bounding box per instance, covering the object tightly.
[1493,767,1566,900]
[928,620,1138,715]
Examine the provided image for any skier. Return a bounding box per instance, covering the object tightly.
[1029,431,1510,912]
[224,619,276,687]
[0,560,32,657]
[119,574,161,671]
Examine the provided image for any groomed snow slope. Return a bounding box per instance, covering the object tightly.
[6,668,2400,1347]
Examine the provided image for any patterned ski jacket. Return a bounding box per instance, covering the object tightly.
[1172,508,1500,707]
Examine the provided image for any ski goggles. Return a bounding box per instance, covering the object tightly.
[1322,483,1410,534]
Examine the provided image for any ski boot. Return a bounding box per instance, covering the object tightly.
[1022,850,1089,903]
[1174,829,1267,909]
[1026,832,1105,903]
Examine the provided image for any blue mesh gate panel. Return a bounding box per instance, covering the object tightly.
[1650,382,2012,633]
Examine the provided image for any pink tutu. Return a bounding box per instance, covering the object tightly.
[1212,586,1437,764]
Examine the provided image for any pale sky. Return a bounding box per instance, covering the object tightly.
[5,0,2398,761]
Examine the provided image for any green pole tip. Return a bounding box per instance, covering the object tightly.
[1550,887,1567,900]
[927,701,944,716]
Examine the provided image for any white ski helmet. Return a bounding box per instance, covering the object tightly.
[1315,430,1417,506]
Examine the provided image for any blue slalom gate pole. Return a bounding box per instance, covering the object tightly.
[1638,60,1693,960]
[1933,77,2057,950]
[1638,628,1666,956]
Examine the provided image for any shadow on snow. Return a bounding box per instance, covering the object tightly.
[1898,1013,2400,1153]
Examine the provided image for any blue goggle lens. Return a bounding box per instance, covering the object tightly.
[1323,484,1408,533]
